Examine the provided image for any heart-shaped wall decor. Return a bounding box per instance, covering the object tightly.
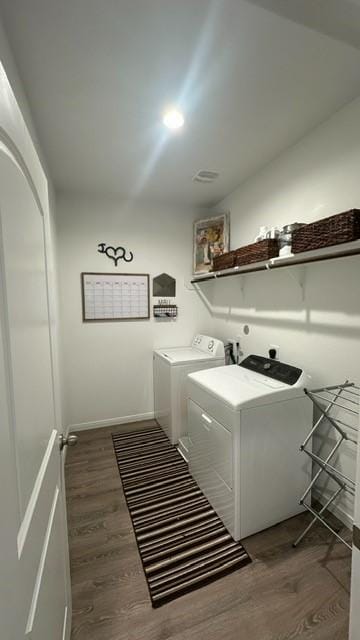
[97,243,134,266]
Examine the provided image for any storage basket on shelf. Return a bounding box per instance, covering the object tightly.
[292,209,360,254]
[212,250,237,271]
[212,239,279,271]
[235,238,279,266]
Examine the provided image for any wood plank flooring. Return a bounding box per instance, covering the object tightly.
[65,421,352,640]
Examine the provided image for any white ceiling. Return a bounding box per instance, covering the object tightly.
[247,0,360,50]
[1,0,360,206]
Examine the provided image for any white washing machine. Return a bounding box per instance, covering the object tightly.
[153,334,225,451]
[187,354,312,541]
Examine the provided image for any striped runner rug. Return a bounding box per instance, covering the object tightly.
[112,425,251,607]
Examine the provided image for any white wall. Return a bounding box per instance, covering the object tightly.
[56,193,213,431]
[199,96,360,526]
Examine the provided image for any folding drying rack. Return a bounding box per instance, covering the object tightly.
[294,381,359,551]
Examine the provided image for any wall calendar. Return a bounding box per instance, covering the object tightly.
[81,272,150,321]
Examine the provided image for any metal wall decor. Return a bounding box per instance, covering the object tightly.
[98,243,134,266]
[153,273,176,297]
[153,301,178,318]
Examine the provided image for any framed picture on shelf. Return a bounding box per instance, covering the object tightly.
[193,212,230,274]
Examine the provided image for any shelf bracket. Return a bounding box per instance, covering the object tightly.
[184,276,197,291]
[285,266,306,299]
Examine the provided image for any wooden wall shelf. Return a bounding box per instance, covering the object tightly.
[191,240,360,284]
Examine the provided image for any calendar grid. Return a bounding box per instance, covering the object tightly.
[81,273,150,321]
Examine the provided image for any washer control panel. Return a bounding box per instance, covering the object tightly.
[192,334,225,358]
[240,354,302,386]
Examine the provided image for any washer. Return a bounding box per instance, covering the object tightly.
[187,354,312,541]
[153,334,225,451]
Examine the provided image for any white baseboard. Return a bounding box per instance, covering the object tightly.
[312,487,353,530]
[62,605,71,640]
[68,412,155,433]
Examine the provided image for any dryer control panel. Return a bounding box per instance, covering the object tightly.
[192,334,225,358]
[240,354,303,386]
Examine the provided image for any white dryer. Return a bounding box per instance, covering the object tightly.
[153,335,225,450]
[187,355,312,541]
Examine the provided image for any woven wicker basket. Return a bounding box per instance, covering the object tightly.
[292,209,360,254]
[212,251,237,271]
[235,239,279,266]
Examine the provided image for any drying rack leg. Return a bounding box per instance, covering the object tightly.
[299,437,343,504]
[301,502,352,551]
[293,486,343,548]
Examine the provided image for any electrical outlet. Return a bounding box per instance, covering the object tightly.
[269,344,280,360]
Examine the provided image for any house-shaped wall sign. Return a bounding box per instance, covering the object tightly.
[152,273,176,297]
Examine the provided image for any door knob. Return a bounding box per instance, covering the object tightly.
[59,434,78,451]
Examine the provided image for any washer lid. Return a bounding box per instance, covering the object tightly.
[188,361,308,410]
[155,347,220,365]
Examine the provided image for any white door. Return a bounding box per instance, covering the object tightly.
[350,422,360,639]
[0,143,72,639]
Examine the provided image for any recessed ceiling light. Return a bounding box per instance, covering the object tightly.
[163,108,185,130]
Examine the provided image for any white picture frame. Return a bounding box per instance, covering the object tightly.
[193,212,230,275]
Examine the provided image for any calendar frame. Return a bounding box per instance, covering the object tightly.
[81,272,150,322]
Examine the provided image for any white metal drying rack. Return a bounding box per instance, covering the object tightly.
[293,381,359,551]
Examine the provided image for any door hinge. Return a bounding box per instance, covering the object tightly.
[353,525,360,551]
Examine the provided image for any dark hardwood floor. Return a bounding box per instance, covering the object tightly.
[65,421,352,640]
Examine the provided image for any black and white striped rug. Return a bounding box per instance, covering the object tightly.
[112,425,251,607]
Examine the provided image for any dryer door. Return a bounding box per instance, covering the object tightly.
[188,399,235,539]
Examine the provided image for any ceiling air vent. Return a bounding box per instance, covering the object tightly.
[192,170,219,184]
